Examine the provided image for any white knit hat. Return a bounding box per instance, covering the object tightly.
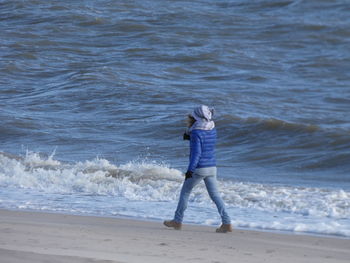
[192,105,214,122]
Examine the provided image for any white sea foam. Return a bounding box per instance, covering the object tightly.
[24,149,61,167]
[233,219,350,237]
[0,152,349,237]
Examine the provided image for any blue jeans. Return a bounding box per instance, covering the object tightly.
[174,167,231,224]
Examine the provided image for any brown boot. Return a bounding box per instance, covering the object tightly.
[216,224,233,233]
[163,220,182,230]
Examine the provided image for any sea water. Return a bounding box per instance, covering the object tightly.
[1,0,350,238]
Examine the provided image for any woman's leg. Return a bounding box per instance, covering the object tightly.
[204,176,231,224]
[174,175,202,223]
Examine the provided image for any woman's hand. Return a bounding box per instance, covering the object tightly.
[183,133,190,140]
[185,171,193,180]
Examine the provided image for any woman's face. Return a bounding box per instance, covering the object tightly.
[186,115,196,128]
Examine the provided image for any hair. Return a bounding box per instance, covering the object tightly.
[186,114,196,128]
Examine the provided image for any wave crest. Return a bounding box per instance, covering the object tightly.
[1,151,349,220]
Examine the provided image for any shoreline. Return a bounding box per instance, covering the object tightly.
[3,207,349,240]
[1,209,349,263]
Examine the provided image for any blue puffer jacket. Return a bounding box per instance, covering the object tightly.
[187,128,217,172]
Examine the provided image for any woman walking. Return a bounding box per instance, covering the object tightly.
[164,105,232,233]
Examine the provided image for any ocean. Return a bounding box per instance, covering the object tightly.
[1,0,350,238]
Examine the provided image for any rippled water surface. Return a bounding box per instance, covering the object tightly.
[1,0,350,237]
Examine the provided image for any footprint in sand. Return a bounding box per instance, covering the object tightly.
[158,242,168,246]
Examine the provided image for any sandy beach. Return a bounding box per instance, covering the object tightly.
[0,209,349,263]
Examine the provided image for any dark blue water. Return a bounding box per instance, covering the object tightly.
[1,0,350,237]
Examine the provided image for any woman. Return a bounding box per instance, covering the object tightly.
[164,105,232,233]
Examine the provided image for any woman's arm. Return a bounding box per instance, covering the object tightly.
[187,131,202,173]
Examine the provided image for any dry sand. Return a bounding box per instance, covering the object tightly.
[0,209,349,263]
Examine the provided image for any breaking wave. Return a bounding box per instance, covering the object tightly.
[1,151,349,220]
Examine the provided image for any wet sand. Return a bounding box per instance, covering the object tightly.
[0,209,349,263]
